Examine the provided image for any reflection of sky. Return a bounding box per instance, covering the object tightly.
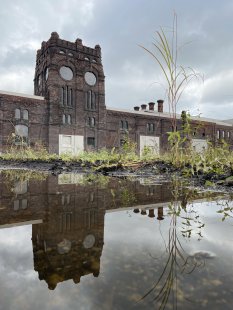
[0,201,233,310]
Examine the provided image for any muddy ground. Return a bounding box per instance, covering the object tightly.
[0,158,232,191]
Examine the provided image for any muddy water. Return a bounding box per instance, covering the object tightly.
[0,171,232,310]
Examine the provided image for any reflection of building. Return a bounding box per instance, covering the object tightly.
[0,172,179,289]
[0,32,232,154]
[32,202,104,290]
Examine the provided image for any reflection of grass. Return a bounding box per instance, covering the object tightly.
[140,209,204,309]
[1,169,47,182]
[138,178,208,309]
[216,198,233,221]
[138,177,232,309]
[120,189,137,207]
[77,173,110,188]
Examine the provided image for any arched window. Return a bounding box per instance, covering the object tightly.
[88,91,92,109]
[67,115,71,124]
[14,200,20,211]
[61,87,65,105]
[69,89,73,106]
[86,91,95,110]
[120,120,128,130]
[23,110,28,120]
[85,92,88,109]
[66,86,69,105]
[147,123,155,133]
[91,92,95,109]
[15,108,20,119]
[62,114,66,124]
[88,117,95,127]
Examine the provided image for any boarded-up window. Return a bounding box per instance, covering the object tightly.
[15,125,28,144]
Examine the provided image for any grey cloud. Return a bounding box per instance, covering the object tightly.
[0,0,233,118]
[201,72,233,104]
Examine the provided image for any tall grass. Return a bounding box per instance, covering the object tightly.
[1,141,232,178]
[140,14,202,129]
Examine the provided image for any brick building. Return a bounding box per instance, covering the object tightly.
[0,32,232,154]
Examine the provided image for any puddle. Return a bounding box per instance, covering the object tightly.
[0,170,232,310]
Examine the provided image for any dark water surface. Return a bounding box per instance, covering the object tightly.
[0,171,232,310]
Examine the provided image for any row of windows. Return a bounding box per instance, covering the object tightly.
[217,130,231,139]
[13,199,28,211]
[58,49,98,63]
[62,115,96,127]
[60,89,97,109]
[62,114,72,124]
[147,123,155,133]
[192,128,206,137]
[59,50,74,57]
[15,109,28,120]
[171,126,228,139]
[120,121,156,133]
[85,91,96,110]
[61,87,73,106]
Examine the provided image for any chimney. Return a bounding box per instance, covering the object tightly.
[76,38,83,46]
[141,104,147,111]
[157,99,164,113]
[134,106,140,111]
[148,102,155,111]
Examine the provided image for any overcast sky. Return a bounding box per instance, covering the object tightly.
[0,0,233,119]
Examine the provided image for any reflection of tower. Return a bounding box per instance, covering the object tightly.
[32,189,105,290]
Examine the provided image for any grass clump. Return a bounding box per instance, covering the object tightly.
[1,138,232,181]
[1,143,58,162]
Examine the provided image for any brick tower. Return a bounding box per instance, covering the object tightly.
[34,32,106,154]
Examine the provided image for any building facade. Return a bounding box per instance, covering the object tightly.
[0,32,232,154]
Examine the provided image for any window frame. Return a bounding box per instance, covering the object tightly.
[87,137,95,147]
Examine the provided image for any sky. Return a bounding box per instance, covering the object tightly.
[0,0,233,120]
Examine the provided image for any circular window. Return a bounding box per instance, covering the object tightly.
[83,234,95,249]
[84,71,96,86]
[59,66,73,81]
